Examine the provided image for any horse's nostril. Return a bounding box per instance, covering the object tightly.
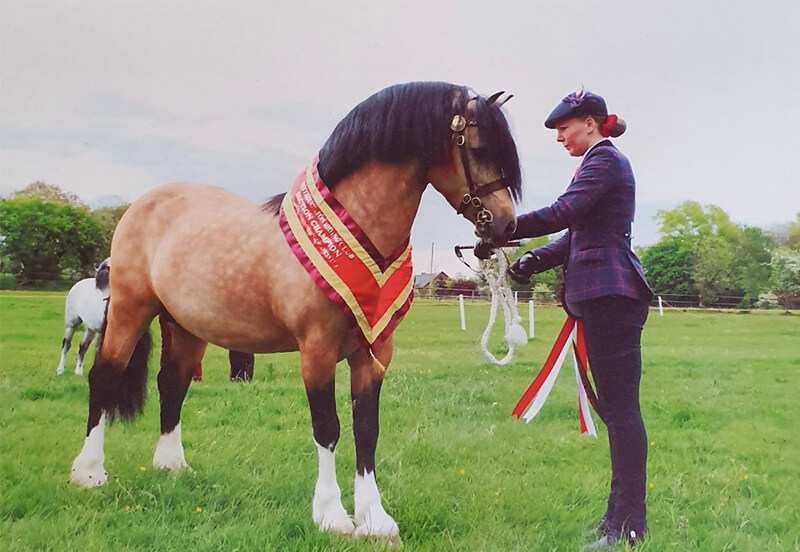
[504,221,516,239]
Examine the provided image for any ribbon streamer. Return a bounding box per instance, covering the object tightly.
[512,317,601,436]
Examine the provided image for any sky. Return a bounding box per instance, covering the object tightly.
[1,1,798,277]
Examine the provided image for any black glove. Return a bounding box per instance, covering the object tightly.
[507,251,541,284]
[473,239,493,260]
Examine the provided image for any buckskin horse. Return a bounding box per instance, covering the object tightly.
[70,81,522,544]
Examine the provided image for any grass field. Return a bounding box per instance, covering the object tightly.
[1,292,799,551]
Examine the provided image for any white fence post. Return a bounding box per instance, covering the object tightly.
[528,299,535,338]
[658,296,664,317]
[459,294,466,330]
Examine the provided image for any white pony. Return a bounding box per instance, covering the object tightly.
[56,258,111,375]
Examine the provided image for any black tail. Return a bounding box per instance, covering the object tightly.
[89,327,152,424]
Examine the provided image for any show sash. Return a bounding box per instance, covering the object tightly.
[279,155,414,354]
[511,317,602,437]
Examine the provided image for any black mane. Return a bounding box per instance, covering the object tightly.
[263,81,522,214]
[319,81,522,202]
[95,258,111,291]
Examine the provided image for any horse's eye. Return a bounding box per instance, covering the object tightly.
[472,147,490,161]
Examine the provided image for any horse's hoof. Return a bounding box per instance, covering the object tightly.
[384,534,404,549]
[353,512,400,545]
[352,530,403,549]
[315,513,355,536]
[70,458,108,488]
[153,428,189,472]
[313,500,355,535]
[152,455,189,473]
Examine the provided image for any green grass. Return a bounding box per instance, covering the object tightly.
[1,293,799,551]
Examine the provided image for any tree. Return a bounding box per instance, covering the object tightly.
[768,250,800,309]
[640,238,694,295]
[0,198,104,283]
[693,235,737,306]
[787,213,800,251]
[91,203,129,257]
[506,235,560,292]
[657,201,739,243]
[734,226,774,302]
[11,181,84,206]
[654,201,773,305]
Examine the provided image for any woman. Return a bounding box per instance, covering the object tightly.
[508,90,654,549]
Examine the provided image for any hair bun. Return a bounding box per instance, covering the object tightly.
[609,117,627,138]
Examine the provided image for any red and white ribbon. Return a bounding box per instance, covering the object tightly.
[512,317,599,437]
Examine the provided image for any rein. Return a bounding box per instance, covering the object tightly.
[453,242,521,273]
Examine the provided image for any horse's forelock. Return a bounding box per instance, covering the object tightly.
[481,99,522,203]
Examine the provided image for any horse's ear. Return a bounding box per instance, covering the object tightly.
[486,91,505,105]
[497,94,514,107]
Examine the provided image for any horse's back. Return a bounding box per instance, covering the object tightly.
[112,183,260,269]
[65,278,106,331]
[116,183,254,234]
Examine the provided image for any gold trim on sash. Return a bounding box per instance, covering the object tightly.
[304,166,411,287]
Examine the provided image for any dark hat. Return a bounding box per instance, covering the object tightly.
[544,90,608,129]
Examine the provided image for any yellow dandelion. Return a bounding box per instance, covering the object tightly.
[743,474,749,480]
[649,441,654,446]
[195,507,203,513]
[648,483,655,489]
[138,466,146,472]
[458,468,466,476]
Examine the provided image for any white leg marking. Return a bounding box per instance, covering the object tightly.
[312,441,354,535]
[71,414,108,487]
[75,330,96,376]
[152,423,190,472]
[58,326,75,375]
[353,470,400,541]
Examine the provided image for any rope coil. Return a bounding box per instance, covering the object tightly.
[478,250,528,365]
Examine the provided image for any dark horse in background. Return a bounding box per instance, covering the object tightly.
[70,82,522,544]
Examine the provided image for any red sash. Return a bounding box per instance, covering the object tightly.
[279,156,414,351]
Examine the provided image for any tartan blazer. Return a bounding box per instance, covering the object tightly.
[514,140,653,306]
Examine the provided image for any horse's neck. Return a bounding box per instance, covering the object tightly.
[330,161,425,257]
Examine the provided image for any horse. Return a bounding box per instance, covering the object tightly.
[69,82,522,544]
[228,350,255,381]
[56,259,111,376]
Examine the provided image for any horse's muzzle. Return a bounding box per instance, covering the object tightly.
[476,218,516,247]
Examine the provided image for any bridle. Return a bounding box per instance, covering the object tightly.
[449,103,509,235]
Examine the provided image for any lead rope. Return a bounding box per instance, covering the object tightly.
[478,250,528,365]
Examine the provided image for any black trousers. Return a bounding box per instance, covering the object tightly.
[577,295,649,538]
